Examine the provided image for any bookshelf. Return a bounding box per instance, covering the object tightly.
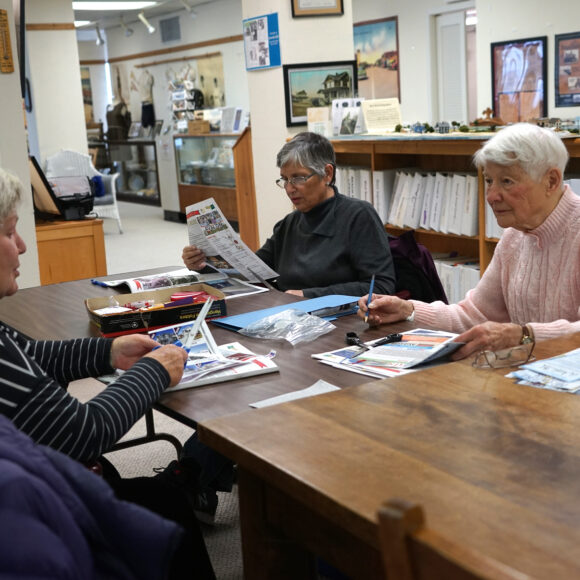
[331,135,580,275]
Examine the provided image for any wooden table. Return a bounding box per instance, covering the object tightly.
[199,333,580,579]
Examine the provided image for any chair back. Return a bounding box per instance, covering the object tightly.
[377,499,531,580]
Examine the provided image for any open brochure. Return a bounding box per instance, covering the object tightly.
[91,267,268,299]
[186,198,278,284]
[149,319,279,391]
[312,328,463,379]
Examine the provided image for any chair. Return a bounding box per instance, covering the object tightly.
[45,149,123,233]
[377,499,529,580]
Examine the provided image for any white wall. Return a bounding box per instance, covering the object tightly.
[26,0,87,164]
[0,0,39,288]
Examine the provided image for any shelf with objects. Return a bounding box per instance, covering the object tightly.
[173,127,259,250]
[107,138,160,206]
[331,135,580,280]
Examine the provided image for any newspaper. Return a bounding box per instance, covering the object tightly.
[186,198,278,284]
[90,267,268,299]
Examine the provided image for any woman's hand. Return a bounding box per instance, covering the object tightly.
[182,245,207,271]
[144,345,188,387]
[450,321,525,361]
[285,289,304,297]
[357,294,413,326]
[110,334,160,370]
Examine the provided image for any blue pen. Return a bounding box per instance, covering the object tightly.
[91,279,108,287]
[364,274,375,324]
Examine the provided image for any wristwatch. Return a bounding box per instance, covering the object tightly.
[520,324,534,345]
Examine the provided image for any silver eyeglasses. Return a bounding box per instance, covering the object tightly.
[275,172,317,189]
[472,341,535,369]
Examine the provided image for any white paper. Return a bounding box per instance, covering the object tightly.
[249,379,340,408]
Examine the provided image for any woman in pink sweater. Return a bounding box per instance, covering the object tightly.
[358,123,580,360]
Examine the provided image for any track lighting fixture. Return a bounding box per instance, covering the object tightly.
[95,24,105,45]
[180,0,197,17]
[120,15,134,37]
[138,11,155,34]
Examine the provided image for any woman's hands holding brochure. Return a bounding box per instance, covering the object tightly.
[111,335,188,387]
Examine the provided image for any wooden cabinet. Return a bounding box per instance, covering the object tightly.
[36,219,107,285]
[173,128,259,250]
[331,135,580,274]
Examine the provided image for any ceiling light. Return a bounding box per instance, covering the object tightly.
[73,2,157,11]
[74,20,92,27]
[180,0,197,17]
[95,24,105,45]
[138,11,155,34]
[120,15,134,37]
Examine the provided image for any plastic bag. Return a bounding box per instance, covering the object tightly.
[238,308,336,346]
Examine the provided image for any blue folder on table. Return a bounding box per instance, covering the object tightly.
[211,295,360,332]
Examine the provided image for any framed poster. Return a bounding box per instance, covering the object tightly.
[282,60,357,126]
[354,16,400,102]
[491,36,547,123]
[243,12,281,71]
[291,0,343,17]
[555,31,580,107]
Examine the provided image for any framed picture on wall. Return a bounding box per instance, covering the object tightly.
[491,36,547,123]
[353,17,400,102]
[282,60,357,126]
[555,31,580,107]
[291,0,343,18]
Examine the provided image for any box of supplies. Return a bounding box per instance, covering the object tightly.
[85,284,226,337]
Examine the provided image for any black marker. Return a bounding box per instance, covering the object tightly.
[372,333,403,347]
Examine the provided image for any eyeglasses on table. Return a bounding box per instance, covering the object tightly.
[472,341,535,369]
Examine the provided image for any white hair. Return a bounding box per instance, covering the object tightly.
[473,123,569,182]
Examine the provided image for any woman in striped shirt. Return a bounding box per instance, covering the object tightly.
[0,168,187,461]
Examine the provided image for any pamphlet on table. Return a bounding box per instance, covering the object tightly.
[312,328,462,379]
[185,197,278,284]
[90,267,267,299]
[149,319,278,391]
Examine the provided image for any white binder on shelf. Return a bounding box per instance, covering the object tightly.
[447,173,467,235]
[461,174,479,237]
[419,173,436,230]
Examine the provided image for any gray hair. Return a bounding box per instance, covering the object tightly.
[0,169,22,223]
[276,132,336,185]
[473,123,569,182]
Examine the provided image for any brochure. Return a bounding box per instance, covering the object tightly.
[186,198,278,284]
[312,328,463,379]
[148,319,279,391]
[91,267,268,299]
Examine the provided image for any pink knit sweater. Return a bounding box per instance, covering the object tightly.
[414,186,580,340]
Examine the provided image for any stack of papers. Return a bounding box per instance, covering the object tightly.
[508,347,580,393]
[312,328,462,379]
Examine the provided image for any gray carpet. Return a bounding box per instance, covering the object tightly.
[70,379,244,579]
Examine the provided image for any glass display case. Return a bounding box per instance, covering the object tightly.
[173,129,259,250]
[108,139,160,205]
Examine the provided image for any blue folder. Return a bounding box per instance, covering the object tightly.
[211,295,360,332]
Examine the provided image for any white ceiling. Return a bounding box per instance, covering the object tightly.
[73,0,215,30]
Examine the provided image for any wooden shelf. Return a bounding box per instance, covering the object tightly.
[331,135,580,275]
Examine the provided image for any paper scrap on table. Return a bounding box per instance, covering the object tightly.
[249,379,340,408]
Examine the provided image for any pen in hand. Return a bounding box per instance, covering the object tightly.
[364,274,375,324]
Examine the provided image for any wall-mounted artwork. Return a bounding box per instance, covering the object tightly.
[353,16,400,102]
[282,60,357,126]
[555,31,580,107]
[491,36,547,123]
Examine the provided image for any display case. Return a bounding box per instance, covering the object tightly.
[108,139,160,205]
[173,127,259,250]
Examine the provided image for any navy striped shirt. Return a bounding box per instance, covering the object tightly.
[0,323,169,462]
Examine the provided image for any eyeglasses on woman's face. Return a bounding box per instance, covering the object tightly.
[472,341,535,369]
[275,172,318,189]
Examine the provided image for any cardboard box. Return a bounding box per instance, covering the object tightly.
[85,284,226,337]
[188,120,211,134]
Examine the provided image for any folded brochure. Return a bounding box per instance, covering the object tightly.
[312,328,463,379]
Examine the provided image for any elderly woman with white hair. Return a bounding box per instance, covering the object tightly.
[358,122,580,360]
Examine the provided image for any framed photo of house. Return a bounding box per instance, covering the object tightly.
[491,36,547,123]
[555,31,580,107]
[354,16,400,102]
[282,60,357,126]
[291,0,343,18]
